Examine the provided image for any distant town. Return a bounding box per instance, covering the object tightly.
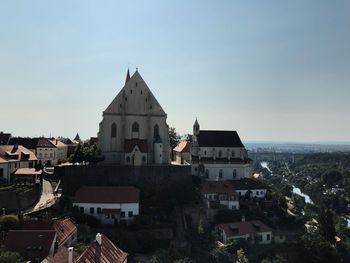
[1,70,350,263]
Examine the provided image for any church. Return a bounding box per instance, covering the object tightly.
[97,69,170,165]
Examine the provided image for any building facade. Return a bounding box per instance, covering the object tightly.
[191,119,253,180]
[98,69,170,165]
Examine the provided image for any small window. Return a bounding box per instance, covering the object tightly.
[128,211,133,218]
[130,90,133,94]
[142,156,146,163]
[218,150,222,157]
[120,104,122,108]
[111,123,117,138]
[90,207,94,214]
[140,90,142,94]
[121,212,125,218]
[267,234,270,240]
[205,169,209,178]
[160,154,162,158]
[145,98,148,102]
[204,151,207,155]
[97,208,101,214]
[132,122,139,132]
[79,207,84,213]
[136,82,138,87]
[219,169,223,179]
[126,156,130,163]
[125,97,127,101]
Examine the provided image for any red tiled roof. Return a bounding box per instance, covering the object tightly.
[76,234,128,263]
[124,139,148,153]
[44,246,79,263]
[53,218,77,246]
[5,230,56,260]
[173,141,191,153]
[74,186,140,204]
[201,181,238,195]
[14,168,42,175]
[0,145,37,162]
[218,220,272,238]
[230,178,267,190]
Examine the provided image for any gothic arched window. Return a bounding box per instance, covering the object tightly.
[219,169,223,179]
[132,122,139,133]
[111,123,117,138]
[153,124,159,139]
[218,150,222,157]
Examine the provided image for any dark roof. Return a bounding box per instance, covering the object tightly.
[21,220,54,230]
[196,130,244,148]
[218,220,272,237]
[201,181,238,195]
[230,178,267,190]
[124,139,148,153]
[74,186,140,204]
[76,234,128,263]
[0,132,11,145]
[5,230,56,260]
[8,137,56,149]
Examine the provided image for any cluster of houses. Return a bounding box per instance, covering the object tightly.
[3,217,128,263]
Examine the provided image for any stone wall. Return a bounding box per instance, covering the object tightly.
[0,187,40,213]
[58,164,191,196]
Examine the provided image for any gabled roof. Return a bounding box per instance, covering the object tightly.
[44,246,79,263]
[49,139,67,147]
[53,218,77,246]
[230,178,267,190]
[174,141,191,153]
[5,230,56,260]
[104,70,166,116]
[196,130,245,148]
[124,139,148,153]
[76,234,128,263]
[0,145,37,162]
[74,186,140,204]
[218,220,272,238]
[0,132,11,145]
[201,181,238,195]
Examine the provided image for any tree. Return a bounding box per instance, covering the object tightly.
[211,246,231,263]
[318,208,336,244]
[169,127,181,150]
[0,250,21,263]
[0,215,19,232]
[151,249,172,263]
[236,248,248,263]
[261,255,287,263]
[174,258,193,263]
[70,144,104,164]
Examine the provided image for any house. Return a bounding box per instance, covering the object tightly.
[191,119,253,180]
[0,145,38,183]
[97,69,170,165]
[4,230,57,262]
[13,168,42,185]
[218,220,273,245]
[73,186,140,225]
[53,218,78,247]
[49,139,68,163]
[76,233,128,263]
[201,181,239,210]
[230,178,267,198]
[173,141,191,164]
[8,137,58,165]
[42,246,79,263]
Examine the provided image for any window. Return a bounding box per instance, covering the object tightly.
[132,122,139,132]
[153,124,159,139]
[232,205,237,210]
[125,97,127,101]
[121,212,125,218]
[90,207,94,214]
[160,154,162,158]
[79,207,84,213]
[120,104,122,108]
[140,90,142,94]
[128,211,133,218]
[111,123,117,138]
[130,89,133,94]
[97,208,101,214]
[126,156,130,163]
[219,169,223,179]
[233,169,237,179]
[218,150,222,157]
[204,151,207,155]
[136,82,138,87]
[142,156,146,163]
[205,169,209,178]
[267,234,270,240]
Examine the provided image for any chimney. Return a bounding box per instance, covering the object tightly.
[68,247,74,263]
[96,233,102,245]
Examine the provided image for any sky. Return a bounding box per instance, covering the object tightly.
[1,0,350,143]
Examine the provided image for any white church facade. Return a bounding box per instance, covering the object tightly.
[98,69,170,165]
[191,119,253,180]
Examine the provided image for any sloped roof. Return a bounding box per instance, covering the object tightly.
[14,168,42,175]
[53,218,77,246]
[218,220,272,238]
[5,230,56,260]
[124,139,148,153]
[21,220,54,230]
[201,181,238,195]
[230,178,267,190]
[76,234,128,263]
[74,186,140,204]
[196,130,244,148]
[0,145,37,162]
[44,245,79,263]
[8,137,56,149]
[174,141,191,153]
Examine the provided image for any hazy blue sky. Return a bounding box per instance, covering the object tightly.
[1,0,349,142]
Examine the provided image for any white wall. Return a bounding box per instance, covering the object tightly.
[236,189,267,198]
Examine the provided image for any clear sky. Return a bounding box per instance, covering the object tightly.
[1,0,349,142]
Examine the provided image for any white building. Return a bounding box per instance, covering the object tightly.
[201,181,239,210]
[49,139,68,163]
[73,186,140,225]
[218,220,273,245]
[0,145,38,183]
[97,69,170,165]
[191,119,253,180]
[231,178,267,199]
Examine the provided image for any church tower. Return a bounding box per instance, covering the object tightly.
[97,69,170,165]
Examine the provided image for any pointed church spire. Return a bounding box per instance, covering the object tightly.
[125,68,131,84]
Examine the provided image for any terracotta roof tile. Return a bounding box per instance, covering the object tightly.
[44,246,79,263]
[74,186,140,204]
[76,234,128,263]
[0,145,37,162]
[14,168,42,175]
[173,141,191,152]
[53,218,77,246]
[201,181,238,195]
